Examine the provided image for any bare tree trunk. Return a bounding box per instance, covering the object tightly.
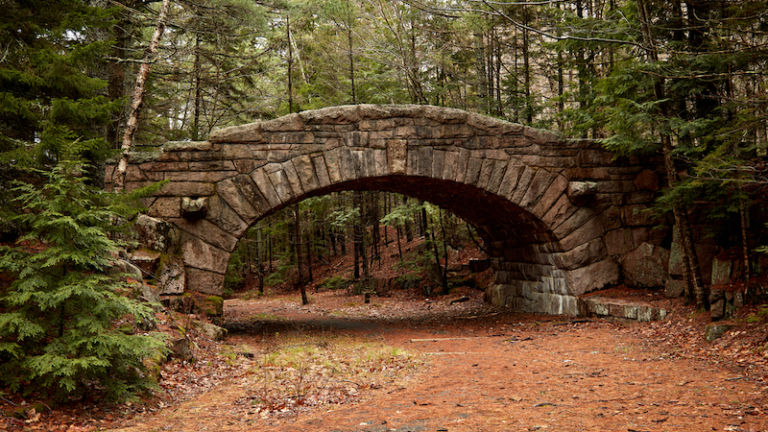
[440,208,450,294]
[348,26,356,104]
[355,192,369,279]
[522,5,532,124]
[107,9,132,149]
[329,222,337,256]
[287,15,294,114]
[192,33,202,140]
[494,29,503,116]
[257,229,264,295]
[396,225,403,265]
[294,204,308,305]
[371,192,380,266]
[383,193,390,245]
[419,201,429,238]
[739,188,750,296]
[428,215,446,295]
[306,221,314,282]
[401,196,413,241]
[114,0,171,192]
[352,192,362,280]
[485,30,494,115]
[512,29,519,123]
[353,228,361,280]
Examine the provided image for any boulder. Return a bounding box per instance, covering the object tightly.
[668,240,683,276]
[169,337,194,361]
[620,242,669,288]
[705,323,733,342]
[192,293,224,317]
[709,288,726,320]
[136,214,178,252]
[161,294,194,314]
[710,286,744,320]
[158,256,186,295]
[114,258,143,281]
[711,257,733,286]
[196,321,227,341]
[725,290,744,318]
[140,283,161,304]
[664,278,687,298]
[695,241,719,286]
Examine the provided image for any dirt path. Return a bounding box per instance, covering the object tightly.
[108,291,768,432]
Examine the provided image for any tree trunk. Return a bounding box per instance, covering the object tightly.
[403,196,413,242]
[396,225,404,265]
[287,14,294,114]
[739,187,750,295]
[419,201,429,238]
[293,204,308,305]
[440,208,450,295]
[522,6,532,124]
[370,192,380,266]
[257,230,264,295]
[348,26,356,104]
[356,192,369,279]
[352,192,362,280]
[114,0,171,192]
[306,221,314,282]
[107,9,132,149]
[428,214,446,295]
[353,228,360,280]
[192,33,202,140]
[383,193,389,245]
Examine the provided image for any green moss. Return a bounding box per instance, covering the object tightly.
[207,295,223,309]
[193,295,223,317]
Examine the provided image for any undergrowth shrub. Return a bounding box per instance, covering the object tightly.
[319,275,349,291]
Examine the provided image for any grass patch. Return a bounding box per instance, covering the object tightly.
[239,335,421,414]
[247,312,286,321]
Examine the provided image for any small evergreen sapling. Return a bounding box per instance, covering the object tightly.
[0,161,166,401]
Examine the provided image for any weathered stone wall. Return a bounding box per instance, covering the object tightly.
[107,104,661,316]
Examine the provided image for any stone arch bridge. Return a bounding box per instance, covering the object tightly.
[110,105,661,316]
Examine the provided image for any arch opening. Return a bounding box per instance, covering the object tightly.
[222,189,495,303]
[201,174,582,315]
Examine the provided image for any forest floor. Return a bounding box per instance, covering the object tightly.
[4,237,768,431]
[6,287,768,432]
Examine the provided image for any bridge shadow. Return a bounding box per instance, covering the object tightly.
[222,303,505,336]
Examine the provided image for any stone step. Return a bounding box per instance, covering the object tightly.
[582,295,667,322]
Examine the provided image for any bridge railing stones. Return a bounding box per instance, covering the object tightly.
[107,104,663,316]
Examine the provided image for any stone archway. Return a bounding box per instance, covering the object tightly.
[115,104,659,315]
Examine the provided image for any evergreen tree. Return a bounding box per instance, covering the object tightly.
[0,161,166,401]
[0,0,119,233]
[579,0,768,305]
